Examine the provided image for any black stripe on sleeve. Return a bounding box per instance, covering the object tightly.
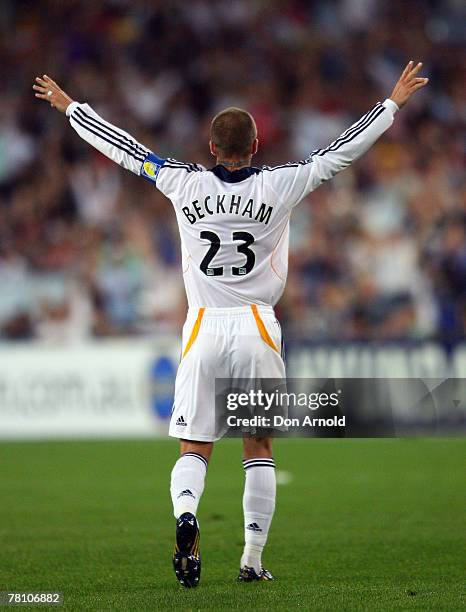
[75,107,148,156]
[311,105,385,160]
[166,158,203,172]
[263,104,385,172]
[70,114,145,162]
[262,163,301,172]
[317,102,382,152]
[74,108,147,160]
[162,163,193,173]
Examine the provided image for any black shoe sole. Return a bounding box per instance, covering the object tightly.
[173,552,201,588]
[173,513,201,588]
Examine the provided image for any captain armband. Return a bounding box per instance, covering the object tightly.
[140,152,166,185]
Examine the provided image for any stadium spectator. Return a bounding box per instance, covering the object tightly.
[0,0,464,342]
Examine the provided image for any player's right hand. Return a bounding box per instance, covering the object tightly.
[389,61,429,109]
[33,75,74,113]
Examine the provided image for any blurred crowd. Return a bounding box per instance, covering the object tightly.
[0,0,464,344]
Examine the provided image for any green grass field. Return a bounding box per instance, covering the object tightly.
[0,438,465,611]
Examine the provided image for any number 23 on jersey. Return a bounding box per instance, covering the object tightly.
[200,231,255,277]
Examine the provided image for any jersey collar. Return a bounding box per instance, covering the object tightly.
[209,164,261,183]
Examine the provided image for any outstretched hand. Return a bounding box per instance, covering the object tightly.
[390,61,428,109]
[33,75,74,113]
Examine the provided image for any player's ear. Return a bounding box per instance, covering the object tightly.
[209,140,217,157]
[251,138,259,156]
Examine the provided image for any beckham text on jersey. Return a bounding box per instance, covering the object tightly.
[182,195,274,226]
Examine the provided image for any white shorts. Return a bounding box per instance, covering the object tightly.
[169,305,286,442]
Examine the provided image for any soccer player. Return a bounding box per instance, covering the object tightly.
[34,61,427,587]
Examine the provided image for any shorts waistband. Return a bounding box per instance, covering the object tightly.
[187,304,275,318]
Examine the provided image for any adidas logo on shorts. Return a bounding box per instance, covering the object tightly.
[176,415,187,426]
[177,489,195,499]
[246,522,262,532]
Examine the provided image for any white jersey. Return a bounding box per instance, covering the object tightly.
[66,98,398,308]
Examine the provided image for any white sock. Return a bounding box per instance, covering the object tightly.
[240,457,276,574]
[170,452,208,519]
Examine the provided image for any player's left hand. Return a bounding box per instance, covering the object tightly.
[33,75,74,113]
[389,61,429,109]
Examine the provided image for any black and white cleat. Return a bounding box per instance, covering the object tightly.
[172,512,201,588]
[237,565,275,582]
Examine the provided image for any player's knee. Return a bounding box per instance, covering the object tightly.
[242,435,272,459]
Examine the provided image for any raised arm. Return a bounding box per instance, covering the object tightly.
[270,61,429,208]
[33,74,151,175]
[312,60,428,179]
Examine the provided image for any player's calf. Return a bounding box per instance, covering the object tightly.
[170,443,210,587]
[240,436,276,580]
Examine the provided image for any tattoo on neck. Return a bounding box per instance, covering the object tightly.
[218,159,250,169]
